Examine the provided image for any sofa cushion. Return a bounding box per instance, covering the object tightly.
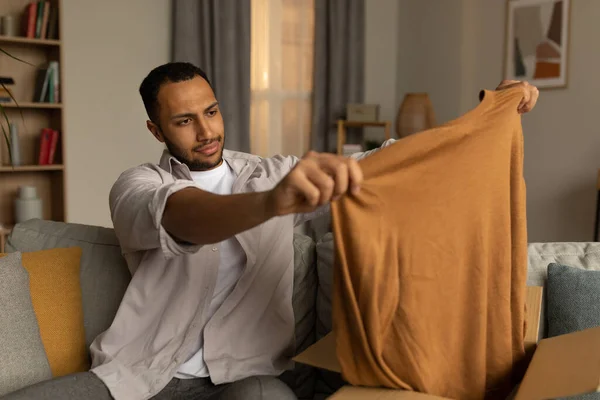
[316,233,335,340]
[6,219,131,353]
[314,233,345,398]
[0,252,52,396]
[20,247,89,377]
[527,242,600,339]
[280,233,318,400]
[546,263,600,338]
[8,221,318,398]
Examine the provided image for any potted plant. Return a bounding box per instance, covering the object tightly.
[0,46,32,166]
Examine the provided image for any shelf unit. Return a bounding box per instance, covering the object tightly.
[1,101,62,109]
[0,0,65,245]
[0,34,60,46]
[336,120,392,155]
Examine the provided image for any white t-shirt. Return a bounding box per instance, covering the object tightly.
[175,161,247,378]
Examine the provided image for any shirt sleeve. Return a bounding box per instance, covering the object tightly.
[109,166,202,259]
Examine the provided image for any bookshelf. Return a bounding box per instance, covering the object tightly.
[0,35,60,46]
[0,0,65,246]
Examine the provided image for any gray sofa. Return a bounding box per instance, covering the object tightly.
[2,219,600,399]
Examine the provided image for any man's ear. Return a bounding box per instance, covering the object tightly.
[146,120,165,143]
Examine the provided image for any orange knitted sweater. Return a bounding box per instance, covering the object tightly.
[331,88,528,399]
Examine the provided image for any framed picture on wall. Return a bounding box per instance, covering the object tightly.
[504,0,571,89]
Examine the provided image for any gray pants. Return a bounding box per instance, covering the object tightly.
[1,372,297,400]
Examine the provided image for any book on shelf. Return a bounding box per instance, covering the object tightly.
[37,128,59,165]
[21,1,57,40]
[0,77,15,103]
[33,61,60,103]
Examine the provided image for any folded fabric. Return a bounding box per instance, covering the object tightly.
[331,88,529,399]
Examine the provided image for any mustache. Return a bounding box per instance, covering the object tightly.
[193,138,222,151]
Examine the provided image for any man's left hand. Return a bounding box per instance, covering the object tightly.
[496,80,539,114]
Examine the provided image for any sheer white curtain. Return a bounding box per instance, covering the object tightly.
[250,0,314,158]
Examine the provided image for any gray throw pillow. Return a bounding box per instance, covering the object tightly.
[547,264,600,399]
[547,262,600,338]
[0,252,52,396]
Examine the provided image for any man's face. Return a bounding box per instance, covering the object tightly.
[149,76,225,171]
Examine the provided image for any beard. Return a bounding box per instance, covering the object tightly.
[163,136,224,171]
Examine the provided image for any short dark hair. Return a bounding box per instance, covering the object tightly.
[139,62,212,124]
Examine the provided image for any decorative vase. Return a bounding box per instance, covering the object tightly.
[1,15,16,37]
[396,93,437,138]
[9,122,21,166]
[14,186,43,223]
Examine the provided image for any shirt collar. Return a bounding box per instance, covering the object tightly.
[158,148,259,180]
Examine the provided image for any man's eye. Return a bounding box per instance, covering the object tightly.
[207,110,217,117]
[178,118,191,126]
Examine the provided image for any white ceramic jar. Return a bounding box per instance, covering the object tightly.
[15,186,43,223]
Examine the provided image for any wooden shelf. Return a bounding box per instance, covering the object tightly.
[0,35,60,47]
[0,224,13,253]
[0,224,13,234]
[341,121,390,128]
[0,102,62,109]
[0,164,64,172]
[336,120,392,155]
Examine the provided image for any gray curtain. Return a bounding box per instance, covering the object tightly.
[310,0,365,153]
[306,0,365,241]
[172,0,251,153]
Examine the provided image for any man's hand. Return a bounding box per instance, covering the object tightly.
[496,80,540,114]
[268,151,363,216]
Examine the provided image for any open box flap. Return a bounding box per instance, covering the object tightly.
[524,286,543,345]
[292,334,450,399]
[330,386,451,399]
[294,287,544,399]
[293,332,340,373]
[515,325,600,400]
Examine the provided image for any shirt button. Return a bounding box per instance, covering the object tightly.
[212,247,218,252]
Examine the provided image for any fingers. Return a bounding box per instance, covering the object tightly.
[301,159,335,205]
[289,168,323,209]
[307,152,364,197]
[519,83,539,114]
[497,80,540,114]
[496,79,521,90]
[298,151,363,203]
[346,157,363,194]
[517,85,531,113]
[332,163,348,201]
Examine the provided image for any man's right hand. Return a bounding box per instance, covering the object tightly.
[267,151,364,216]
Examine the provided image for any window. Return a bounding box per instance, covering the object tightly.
[250,0,315,158]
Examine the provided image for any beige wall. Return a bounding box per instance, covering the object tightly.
[364,0,399,141]
[395,0,600,242]
[61,1,600,240]
[62,0,169,227]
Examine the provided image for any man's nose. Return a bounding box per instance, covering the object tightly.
[195,119,215,140]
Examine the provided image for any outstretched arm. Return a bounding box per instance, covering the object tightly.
[163,151,363,245]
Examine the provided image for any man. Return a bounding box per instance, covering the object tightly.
[4,62,539,400]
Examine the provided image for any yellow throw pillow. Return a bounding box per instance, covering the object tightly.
[12,247,88,377]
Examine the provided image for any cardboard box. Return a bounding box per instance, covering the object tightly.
[294,286,600,399]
